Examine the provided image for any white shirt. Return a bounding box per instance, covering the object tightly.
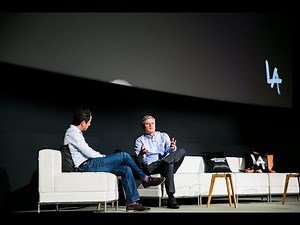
[64,124,105,167]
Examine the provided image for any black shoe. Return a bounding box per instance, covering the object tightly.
[167,198,180,209]
[142,176,166,188]
[126,203,151,212]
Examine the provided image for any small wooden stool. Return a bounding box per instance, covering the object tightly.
[282,173,300,205]
[206,173,238,208]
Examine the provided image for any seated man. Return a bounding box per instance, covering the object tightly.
[64,108,165,212]
[134,115,186,209]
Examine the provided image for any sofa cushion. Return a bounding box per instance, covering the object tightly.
[226,157,243,172]
[244,151,272,173]
[176,156,202,173]
[59,145,76,172]
[266,154,275,172]
[201,152,232,172]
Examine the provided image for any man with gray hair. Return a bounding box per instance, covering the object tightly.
[134,115,186,209]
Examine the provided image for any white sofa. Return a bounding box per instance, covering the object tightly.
[137,155,299,206]
[137,156,201,207]
[38,149,119,212]
[268,173,300,201]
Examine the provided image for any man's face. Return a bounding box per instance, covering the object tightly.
[82,116,92,131]
[144,118,155,134]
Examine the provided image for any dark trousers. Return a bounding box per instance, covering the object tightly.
[142,148,186,196]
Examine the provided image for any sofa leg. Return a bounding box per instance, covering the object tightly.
[115,200,118,211]
[97,203,101,210]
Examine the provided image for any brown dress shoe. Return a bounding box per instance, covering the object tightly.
[142,176,166,188]
[126,203,151,212]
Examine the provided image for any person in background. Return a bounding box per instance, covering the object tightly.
[64,108,165,212]
[134,115,186,209]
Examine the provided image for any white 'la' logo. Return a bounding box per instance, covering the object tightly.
[265,59,282,95]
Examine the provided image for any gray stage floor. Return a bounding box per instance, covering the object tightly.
[4,196,298,223]
[11,195,300,214]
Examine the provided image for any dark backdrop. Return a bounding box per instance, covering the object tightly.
[0,13,294,108]
[0,62,299,212]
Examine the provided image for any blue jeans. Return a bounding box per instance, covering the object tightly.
[81,152,146,203]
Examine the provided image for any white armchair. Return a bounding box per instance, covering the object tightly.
[38,149,119,212]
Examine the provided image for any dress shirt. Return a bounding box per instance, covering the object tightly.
[134,131,177,165]
[64,124,105,167]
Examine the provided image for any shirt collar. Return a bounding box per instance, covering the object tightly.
[70,124,82,134]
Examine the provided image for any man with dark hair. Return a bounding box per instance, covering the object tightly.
[64,108,165,212]
[134,115,186,209]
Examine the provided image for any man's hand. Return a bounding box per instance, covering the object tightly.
[140,143,148,155]
[170,137,177,150]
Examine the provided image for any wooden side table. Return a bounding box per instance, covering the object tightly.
[206,173,238,208]
[282,173,300,205]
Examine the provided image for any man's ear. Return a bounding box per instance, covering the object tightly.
[80,120,86,127]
